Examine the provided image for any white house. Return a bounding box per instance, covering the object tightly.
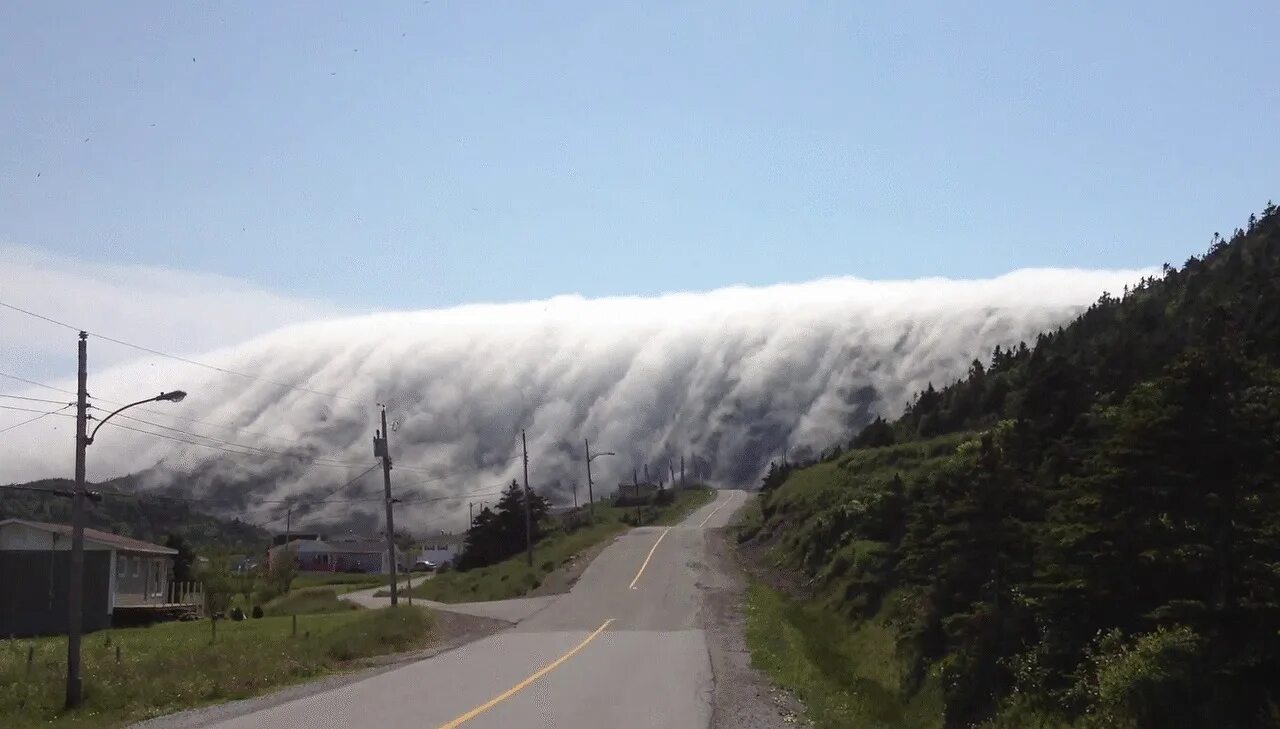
[417,532,464,566]
[268,534,406,573]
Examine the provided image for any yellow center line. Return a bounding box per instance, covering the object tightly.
[435,618,615,729]
[697,493,733,528]
[628,527,671,590]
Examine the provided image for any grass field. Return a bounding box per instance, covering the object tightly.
[0,606,434,729]
[745,581,942,729]
[291,572,393,593]
[262,586,359,616]
[391,486,717,603]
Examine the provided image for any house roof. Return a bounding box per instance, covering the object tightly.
[0,518,178,555]
[269,539,394,556]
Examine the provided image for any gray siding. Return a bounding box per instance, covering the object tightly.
[0,551,111,637]
[113,553,172,605]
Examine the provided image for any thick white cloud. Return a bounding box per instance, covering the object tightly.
[0,259,1149,534]
[0,245,338,375]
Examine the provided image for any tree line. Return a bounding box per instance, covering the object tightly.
[753,203,1280,728]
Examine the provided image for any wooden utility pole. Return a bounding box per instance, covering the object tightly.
[584,440,595,521]
[66,331,88,708]
[375,407,398,606]
[468,501,474,527]
[521,430,533,567]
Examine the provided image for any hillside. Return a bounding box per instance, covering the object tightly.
[742,204,1280,729]
[1,477,268,553]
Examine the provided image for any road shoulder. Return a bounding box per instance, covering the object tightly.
[701,526,808,729]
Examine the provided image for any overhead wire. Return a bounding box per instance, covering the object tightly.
[0,371,76,396]
[0,299,365,403]
[0,393,73,405]
[0,403,75,434]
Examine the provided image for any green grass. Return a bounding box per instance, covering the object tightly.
[745,581,943,729]
[0,606,435,729]
[290,572,392,593]
[392,487,717,603]
[262,587,359,616]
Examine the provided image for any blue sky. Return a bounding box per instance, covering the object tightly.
[2,1,1277,310]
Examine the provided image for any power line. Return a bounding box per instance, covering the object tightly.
[2,373,524,477]
[95,407,368,469]
[0,299,365,403]
[0,403,74,434]
[2,367,328,449]
[0,371,76,396]
[0,393,73,405]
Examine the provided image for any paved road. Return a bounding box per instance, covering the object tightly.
[201,488,747,729]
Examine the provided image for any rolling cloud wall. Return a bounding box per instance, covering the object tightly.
[0,268,1146,533]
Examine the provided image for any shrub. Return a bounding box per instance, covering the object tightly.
[230,607,245,621]
[251,605,264,619]
[1078,626,1204,729]
[321,605,435,661]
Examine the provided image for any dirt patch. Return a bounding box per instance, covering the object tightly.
[700,526,810,729]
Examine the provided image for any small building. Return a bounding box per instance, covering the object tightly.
[417,532,464,566]
[0,519,180,636]
[268,534,405,574]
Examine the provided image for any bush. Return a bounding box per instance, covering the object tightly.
[321,606,435,661]
[1078,626,1204,729]
[251,605,264,619]
[230,607,245,621]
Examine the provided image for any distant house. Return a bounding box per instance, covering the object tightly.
[0,519,179,636]
[417,532,464,566]
[614,481,662,503]
[268,533,405,574]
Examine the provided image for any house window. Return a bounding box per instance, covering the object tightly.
[117,555,126,577]
[132,556,140,577]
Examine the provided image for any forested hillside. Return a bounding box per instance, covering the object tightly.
[1,477,268,552]
[743,204,1280,729]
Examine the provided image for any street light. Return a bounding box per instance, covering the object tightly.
[67,333,186,709]
[85,391,186,445]
[584,439,615,521]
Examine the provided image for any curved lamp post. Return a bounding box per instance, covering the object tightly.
[86,391,187,444]
[67,382,186,708]
[584,439,615,521]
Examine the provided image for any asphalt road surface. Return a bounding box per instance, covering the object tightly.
[199,489,749,729]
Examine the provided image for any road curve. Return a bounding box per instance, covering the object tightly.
[192,489,748,729]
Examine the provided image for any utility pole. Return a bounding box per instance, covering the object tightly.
[584,439,595,522]
[572,481,578,510]
[375,407,398,606]
[521,429,533,567]
[669,462,675,485]
[468,501,474,527]
[66,331,88,708]
[680,456,685,487]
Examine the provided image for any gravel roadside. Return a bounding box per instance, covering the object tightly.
[701,526,809,729]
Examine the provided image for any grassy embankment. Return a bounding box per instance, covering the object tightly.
[0,605,434,729]
[738,436,969,729]
[392,486,717,603]
[290,571,394,593]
